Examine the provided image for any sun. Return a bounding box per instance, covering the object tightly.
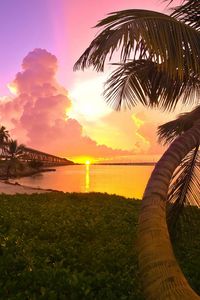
[71,156,97,164]
[68,76,112,121]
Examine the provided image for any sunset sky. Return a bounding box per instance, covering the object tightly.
[0,0,184,163]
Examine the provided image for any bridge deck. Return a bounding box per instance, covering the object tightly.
[1,146,74,166]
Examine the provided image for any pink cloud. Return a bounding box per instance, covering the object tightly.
[0,48,132,159]
[134,112,166,155]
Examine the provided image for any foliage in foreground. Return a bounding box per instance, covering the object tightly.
[0,192,199,300]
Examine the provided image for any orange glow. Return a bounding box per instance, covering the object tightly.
[71,156,97,164]
[65,107,71,120]
[68,77,112,121]
[85,164,90,192]
[14,164,154,199]
[131,114,144,128]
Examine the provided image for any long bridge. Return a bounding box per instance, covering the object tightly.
[21,147,74,166]
[1,146,74,167]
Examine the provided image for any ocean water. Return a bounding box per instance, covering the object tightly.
[13,164,154,199]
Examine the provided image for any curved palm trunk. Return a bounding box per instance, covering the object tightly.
[138,121,200,299]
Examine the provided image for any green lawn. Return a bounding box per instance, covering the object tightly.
[0,193,199,300]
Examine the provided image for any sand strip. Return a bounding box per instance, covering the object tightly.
[0,180,51,195]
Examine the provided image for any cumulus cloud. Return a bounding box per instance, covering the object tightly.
[82,109,167,159]
[0,48,132,160]
[132,111,166,155]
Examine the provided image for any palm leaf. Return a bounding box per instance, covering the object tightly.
[158,105,200,144]
[104,60,200,110]
[6,140,25,159]
[167,144,200,231]
[0,126,9,143]
[74,9,200,80]
[170,0,200,31]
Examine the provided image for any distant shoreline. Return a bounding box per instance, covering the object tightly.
[93,162,156,166]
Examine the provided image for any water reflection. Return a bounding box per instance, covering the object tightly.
[85,164,90,192]
[12,165,154,199]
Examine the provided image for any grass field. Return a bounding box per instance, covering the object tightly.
[0,192,199,299]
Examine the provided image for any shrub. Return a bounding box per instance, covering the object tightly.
[28,160,43,169]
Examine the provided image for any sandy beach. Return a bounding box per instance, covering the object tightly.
[0,180,51,195]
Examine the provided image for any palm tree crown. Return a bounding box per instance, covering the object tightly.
[6,140,25,159]
[0,126,10,156]
[74,3,200,111]
[0,125,9,145]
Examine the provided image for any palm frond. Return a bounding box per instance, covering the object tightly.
[6,140,25,158]
[158,106,200,144]
[74,9,200,79]
[167,144,200,231]
[0,126,10,144]
[171,0,200,31]
[104,60,200,110]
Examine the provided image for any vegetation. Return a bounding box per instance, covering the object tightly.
[28,160,44,170]
[5,140,25,177]
[0,126,72,178]
[0,192,199,300]
[0,127,47,178]
[0,127,26,178]
[6,139,25,160]
[0,126,9,156]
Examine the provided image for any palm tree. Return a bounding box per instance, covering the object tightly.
[6,140,25,177]
[0,126,10,156]
[6,140,24,159]
[158,106,200,232]
[74,0,200,299]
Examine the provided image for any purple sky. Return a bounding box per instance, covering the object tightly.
[0,0,183,162]
[0,0,181,94]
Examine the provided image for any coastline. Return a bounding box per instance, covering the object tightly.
[0,167,56,180]
[0,180,55,195]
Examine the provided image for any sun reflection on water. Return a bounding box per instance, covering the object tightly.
[12,165,154,199]
[85,164,90,192]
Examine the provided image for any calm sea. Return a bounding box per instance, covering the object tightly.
[14,165,154,199]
